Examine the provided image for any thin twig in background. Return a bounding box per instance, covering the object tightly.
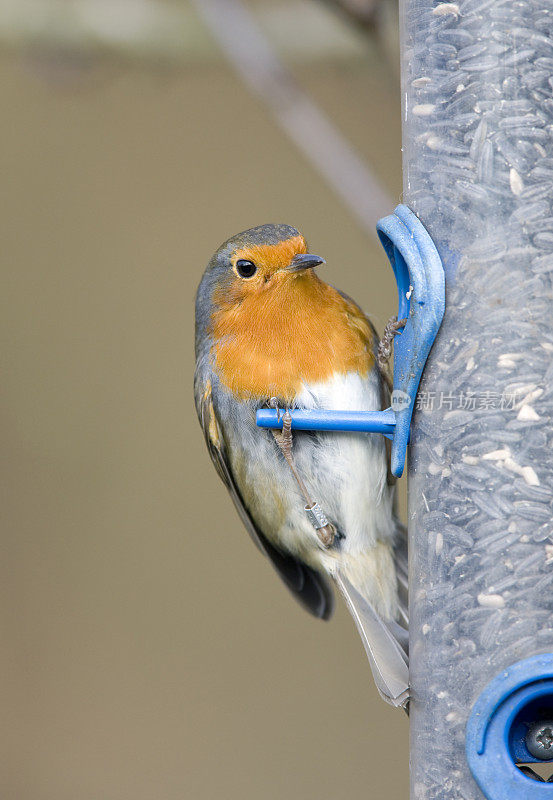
[191,0,394,240]
[318,0,400,81]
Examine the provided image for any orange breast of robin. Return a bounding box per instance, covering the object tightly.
[211,265,375,403]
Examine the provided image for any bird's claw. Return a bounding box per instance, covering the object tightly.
[267,396,281,422]
[377,316,408,385]
[317,523,336,548]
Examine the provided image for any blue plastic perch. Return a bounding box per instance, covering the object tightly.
[256,408,397,437]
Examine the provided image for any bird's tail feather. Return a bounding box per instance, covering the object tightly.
[335,570,409,708]
[335,519,409,709]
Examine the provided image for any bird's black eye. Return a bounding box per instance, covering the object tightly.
[235,259,257,278]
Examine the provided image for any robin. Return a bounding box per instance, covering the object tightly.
[194,224,408,706]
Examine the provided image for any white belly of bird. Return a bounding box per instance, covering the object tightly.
[228,370,398,618]
[294,370,394,552]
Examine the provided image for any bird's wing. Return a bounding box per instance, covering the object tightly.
[195,376,335,620]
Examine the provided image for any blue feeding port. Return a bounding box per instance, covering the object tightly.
[467,655,553,798]
[256,204,445,477]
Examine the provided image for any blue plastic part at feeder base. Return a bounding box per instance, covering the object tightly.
[466,654,553,799]
[255,204,445,477]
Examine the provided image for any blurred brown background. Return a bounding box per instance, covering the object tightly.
[1,1,407,797]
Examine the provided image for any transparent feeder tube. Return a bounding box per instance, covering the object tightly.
[401,1,553,798]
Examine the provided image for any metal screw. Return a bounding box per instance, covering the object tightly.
[526,722,553,760]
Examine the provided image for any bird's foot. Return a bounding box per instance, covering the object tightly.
[318,523,337,548]
[304,502,336,547]
[377,315,407,372]
[267,402,336,549]
[267,396,281,422]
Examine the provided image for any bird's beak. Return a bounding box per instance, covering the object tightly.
[287,253,326,272]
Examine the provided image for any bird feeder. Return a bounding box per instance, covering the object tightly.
[402,0,553,796]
